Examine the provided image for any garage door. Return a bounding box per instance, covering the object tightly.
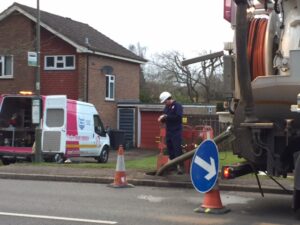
[118,108,135,148]
[140,111,161,149]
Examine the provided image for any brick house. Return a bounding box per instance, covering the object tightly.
[0,3,146,133]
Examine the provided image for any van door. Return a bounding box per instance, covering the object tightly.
[41,96,67,155]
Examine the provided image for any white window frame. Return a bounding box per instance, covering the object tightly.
[44,55,75,70]
[105,74,115,101]
[0,55,13,78]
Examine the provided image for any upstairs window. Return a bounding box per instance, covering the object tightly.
[44,55,75,70]
[0,56,13,78]
[105,74,115,101]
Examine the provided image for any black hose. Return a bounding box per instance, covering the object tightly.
[155,127,233,176]
[274,0,280,14]
[234,0,257,123]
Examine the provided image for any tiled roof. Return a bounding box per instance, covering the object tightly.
[2,2,146,64]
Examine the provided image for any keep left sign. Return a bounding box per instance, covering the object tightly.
[190,139,219,193]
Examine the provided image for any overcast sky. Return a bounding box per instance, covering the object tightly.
[1,0,233,58]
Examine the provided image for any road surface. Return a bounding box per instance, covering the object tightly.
[0,179,298,225]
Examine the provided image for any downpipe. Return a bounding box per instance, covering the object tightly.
[155,127,234,176]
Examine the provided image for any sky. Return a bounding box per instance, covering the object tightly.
[0,0,233,59]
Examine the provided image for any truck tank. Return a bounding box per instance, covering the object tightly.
[228,0,300,172]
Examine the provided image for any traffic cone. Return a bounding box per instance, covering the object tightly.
[194,183,230,214]
[108,145,134,188]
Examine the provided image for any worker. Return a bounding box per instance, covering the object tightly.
[158,91,184,174]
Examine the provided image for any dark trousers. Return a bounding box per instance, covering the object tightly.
[166,132,183,160]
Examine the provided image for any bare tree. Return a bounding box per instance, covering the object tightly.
[199,56,223,103]
[128,42,152,102]
[128,42,147,59]
[151,51,223,103]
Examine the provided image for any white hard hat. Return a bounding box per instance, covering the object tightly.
[159,91,172,103]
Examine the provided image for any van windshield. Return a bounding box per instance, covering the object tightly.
[93,115,105,136]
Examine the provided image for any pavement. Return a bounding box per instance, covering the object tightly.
[0,149,294,195]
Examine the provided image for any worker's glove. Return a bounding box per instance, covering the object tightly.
[158,114,167,123]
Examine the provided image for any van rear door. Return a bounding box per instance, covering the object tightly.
[41,96,67,155]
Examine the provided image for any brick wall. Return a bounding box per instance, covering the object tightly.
[87,55,140,128]
[0,13,79,100]
[40,29,79,100]
[77,54,87,101]
[0,12,35,94]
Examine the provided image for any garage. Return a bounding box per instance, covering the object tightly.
[118,103,217,149]
[140,111,161,149]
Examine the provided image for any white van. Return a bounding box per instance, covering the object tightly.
[0,94,110,164]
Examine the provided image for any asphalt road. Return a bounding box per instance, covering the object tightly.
[0,179,298,225]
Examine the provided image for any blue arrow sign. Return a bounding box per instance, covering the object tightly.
[190,139,219,193]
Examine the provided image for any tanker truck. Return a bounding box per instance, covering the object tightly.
[223,0,300,214]
[156,0,300,215]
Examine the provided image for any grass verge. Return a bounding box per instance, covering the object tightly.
[35,151,242,171]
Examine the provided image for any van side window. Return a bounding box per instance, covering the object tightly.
[46,109,64,127]
[93,115,105,136]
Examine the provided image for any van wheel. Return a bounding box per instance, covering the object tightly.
[27,156,34,162]
[43,157,53,162]
[54,154,64,163]
[1,158,11,165]
[98,146,109,163]
[1,158,16,165]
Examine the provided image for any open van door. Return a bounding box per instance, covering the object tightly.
[41,96,67,160]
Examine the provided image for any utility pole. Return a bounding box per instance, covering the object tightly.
[36,0,40,95]
[34,0,42,163]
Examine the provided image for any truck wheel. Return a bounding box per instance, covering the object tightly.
[295,190,300,219]
[294,151,300,218]
[98,146,109,163]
